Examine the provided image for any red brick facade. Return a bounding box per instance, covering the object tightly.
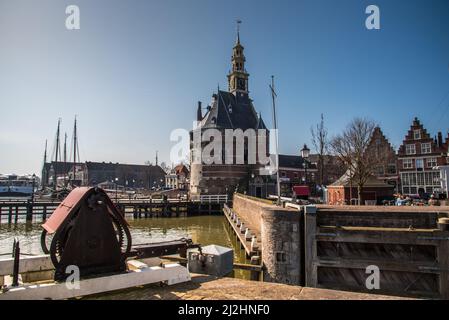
[397,118,449,195]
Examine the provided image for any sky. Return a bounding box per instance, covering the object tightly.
[1,0,449,176]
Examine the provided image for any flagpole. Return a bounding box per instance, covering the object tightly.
[270,76,281,205]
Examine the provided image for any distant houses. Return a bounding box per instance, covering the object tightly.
[327,118,449,204]
[397,118,449,196]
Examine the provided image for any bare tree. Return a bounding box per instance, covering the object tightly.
[311,114,328,186]
[330,118,389,205]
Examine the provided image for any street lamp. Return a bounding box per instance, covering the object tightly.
[301,144,310,185]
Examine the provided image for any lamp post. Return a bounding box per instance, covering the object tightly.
[301,144,310,185]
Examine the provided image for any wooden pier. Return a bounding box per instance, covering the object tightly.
[0,195,229,222]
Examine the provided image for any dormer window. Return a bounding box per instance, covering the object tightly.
[211,117,216,124]
[228,105,232,114]
[413,129,421,140]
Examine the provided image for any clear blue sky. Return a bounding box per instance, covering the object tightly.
[1,0,449,176]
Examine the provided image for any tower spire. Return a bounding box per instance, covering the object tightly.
[228,20,249,96]
[44,140,48,164]
[236,19,242,44]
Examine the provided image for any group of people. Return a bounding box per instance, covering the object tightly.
[394,193,441,206]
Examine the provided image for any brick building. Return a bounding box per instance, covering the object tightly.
[308,154,345,186]
[73,161,166,190]
[165,164,190,190]
[190,28,269,195]
[277,154,318,196]
[398,118,449,196]
[327,171,395,205]
[368,127,399,189]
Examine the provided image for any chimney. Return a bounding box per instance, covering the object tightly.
[438,132,443,147]
[197,101,202,122]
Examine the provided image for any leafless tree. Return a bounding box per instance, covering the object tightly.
[311,114,329,186]
[330,118,390,205]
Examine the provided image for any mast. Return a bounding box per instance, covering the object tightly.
[55,118,61,163]
[270,76,281,205]
[72,116,79,186]
[63,133,67,163]
[64,133,67,186]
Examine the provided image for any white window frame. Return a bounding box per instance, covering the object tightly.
[413,129,421,140]
[421,142,432,154]
[403,159,413,169]
[405,144,416,155]
[427,157,437,168]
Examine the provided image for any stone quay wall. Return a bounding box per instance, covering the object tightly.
[231,194,449,299]
[232,194,303,285]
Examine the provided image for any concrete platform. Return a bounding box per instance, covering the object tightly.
[89,275,412,300]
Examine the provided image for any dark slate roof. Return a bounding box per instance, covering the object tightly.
[200,90,267,131]
[278,155,316,170]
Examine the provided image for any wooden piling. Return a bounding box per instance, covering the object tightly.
[250,256,261,281]
[12,240,20,287]
[8,206,12,224]
[26,203,32,222]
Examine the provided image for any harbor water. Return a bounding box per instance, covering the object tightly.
[0,214,252,281]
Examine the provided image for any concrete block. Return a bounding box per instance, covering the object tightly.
[188,245,233,277]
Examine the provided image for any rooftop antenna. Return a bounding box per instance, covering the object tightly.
[155,151,158,167]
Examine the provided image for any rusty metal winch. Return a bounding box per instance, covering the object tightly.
[41,187,201,281]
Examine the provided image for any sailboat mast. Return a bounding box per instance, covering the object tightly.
[55,118,61,163]
[72,117,78,185]
[63,133,67,163]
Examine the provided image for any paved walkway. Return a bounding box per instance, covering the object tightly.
[90,275,410,300]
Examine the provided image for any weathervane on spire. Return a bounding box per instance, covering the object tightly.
[236,19,242,43]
